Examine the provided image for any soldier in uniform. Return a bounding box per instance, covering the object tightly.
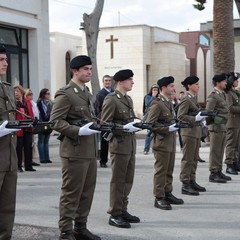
[224,72,240,175]
[206,74,230,183]
[101,69,141,229]
[0,45,19,239]
[177,76,206,196]
[146,76,184,210]
[50,55,101,240]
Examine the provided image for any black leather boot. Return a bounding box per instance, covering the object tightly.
[190,180,206,192]
[59,230,76,240]
[165,192,184,204]
[121,211,140,223]
[182,183,199,195]
[226,164,238,175]
[154,198,172,210]
[232,162,240,172]
[73,222,101,240]
[209,172,227,183]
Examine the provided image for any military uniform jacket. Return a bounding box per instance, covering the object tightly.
[50,80,97,158]
[226,89,240,129]
[206,88,229,132]
[146,95,176,152]
[177,92,201,139]
[0,81,17,171]
[101,89,136,154]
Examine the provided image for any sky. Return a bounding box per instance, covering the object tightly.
[48,0,239,36]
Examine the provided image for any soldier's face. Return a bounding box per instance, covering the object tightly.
[217,80,227,90]
[76,65,92,84]
[121,77,134,91]
[0,53,8,76]
[166,83,175,96]
[189,82,199,93]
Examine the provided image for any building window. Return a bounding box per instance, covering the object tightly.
[66,52,71,84]
[199,34,210,46]
[0,25,29,86]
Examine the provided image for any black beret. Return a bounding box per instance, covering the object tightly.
[212,73,227,82]
[113,69,134,81]
[0,45,6,54]
[181,75,199,86]
[157,76,174,88]
[70,55,92,69]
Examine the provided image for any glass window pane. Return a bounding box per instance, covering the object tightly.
[199,34,209,46]
[21,29,27,49]
[22,53,28,87]
[10,54,19,85]
[0,28,18,46]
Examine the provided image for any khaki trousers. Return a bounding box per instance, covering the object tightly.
[209,131,226,173]
[107,152,135,216]
[153,150,175,199]
[225,128,240,164]
[180,136,200,183]
[0,170,17,240]
[59,157,97,232]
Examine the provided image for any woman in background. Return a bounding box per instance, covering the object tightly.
[37,88,53,163]
[25,89,40,166]
[14,85,36,172]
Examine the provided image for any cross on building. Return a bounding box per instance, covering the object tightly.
[105,35,118,59]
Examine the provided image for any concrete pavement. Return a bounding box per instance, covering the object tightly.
[12,134,240,240]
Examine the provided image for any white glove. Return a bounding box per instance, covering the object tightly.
[168,123,179,132]
[78,122,101,136]
[195,112,205,122]
[0,120,19,137]
[123,122,141,133]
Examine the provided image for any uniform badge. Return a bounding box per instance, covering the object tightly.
[188,94,192,98]
[116,94,121,99]
[73,88,78,93]
[161,97,165,102]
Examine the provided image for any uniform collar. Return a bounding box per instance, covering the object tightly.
[160,93,170,101]
[214,87,224,94]
[71,79,85,91]
[187,91,195,97]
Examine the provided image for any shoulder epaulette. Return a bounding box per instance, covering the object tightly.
[109,92,116,96]
[60,85,71,90]
[210,91,216,95]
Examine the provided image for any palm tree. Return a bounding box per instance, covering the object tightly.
[194,0,235,74]
[213,0,234,73]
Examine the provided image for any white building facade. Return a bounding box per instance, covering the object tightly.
[0,0,51,97]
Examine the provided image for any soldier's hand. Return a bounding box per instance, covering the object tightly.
[168,123,179,132]
[195,112,205,122]
[78,122,101,136]
[123,122,142,132]
[0,120,19,137]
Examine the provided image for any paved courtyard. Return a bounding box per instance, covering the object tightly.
[12,134,240,240]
